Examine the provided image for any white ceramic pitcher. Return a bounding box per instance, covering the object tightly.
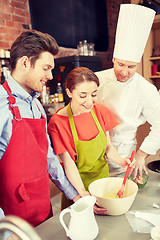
[59,195,99,240]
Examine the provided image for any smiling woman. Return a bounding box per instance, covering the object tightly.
[47,67,131,214]
[65,67,99,115]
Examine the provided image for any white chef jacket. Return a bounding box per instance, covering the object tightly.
[95,68,160,158]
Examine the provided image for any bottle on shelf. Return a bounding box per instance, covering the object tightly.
[41,85,50,104]
[77,41,83,55]
[88,43,95,56]
[83,40,88,56]
[57,82,64,102]
[1,66,5,84]
[1,60,10,81]
[151,64,159,76]
[45,86,50,104]
[1,60,9,84]
[54,93,59,103]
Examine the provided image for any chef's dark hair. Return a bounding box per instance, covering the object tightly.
[10,29,59,72]
[65,67,99,93]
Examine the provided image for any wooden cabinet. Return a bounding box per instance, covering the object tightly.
[131,0,160,89]
[149,55,160,89]
[136,14,160,149]
[140,14,160,89]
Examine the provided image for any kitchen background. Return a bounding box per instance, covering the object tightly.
[0,0,131,70]
[0,0,159,197]
[0,0,159,90]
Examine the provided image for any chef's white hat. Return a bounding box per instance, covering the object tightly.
[113,4,155,63]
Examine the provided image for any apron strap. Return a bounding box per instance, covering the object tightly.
[3,81,22,121]
[67,103,105,142]
[67,102,78,141]
[90,109,104,134]
[34,100,45,119]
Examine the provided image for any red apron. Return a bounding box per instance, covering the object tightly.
[0,81,53,227]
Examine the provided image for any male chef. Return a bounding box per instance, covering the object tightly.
[96,4,160,177]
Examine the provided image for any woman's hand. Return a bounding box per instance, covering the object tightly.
[73,193,108,215]
[93,203,108,215]
[119,157,135,170]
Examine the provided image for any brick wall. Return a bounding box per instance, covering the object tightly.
[0,0,31,51]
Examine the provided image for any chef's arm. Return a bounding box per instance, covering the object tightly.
[133,87,160,177]
[136,149,148,160]
[139,86,160,155]
[59,151,89,197]
[105,132,131,169]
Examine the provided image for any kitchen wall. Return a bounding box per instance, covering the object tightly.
[55,0,131,69]
[0,0,130,69]
[0,0,31,50]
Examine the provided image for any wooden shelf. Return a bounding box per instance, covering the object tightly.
[150,75,160,79]
[149,56,160,61]
[42,103,55,107]
[153,14,160,30]
[155,14,160,21]
[140,14,160,89]
[0,57,10,60]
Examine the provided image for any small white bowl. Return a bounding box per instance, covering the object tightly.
[89,177,138,216]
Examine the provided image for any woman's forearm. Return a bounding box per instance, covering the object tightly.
[105,132,121,164]
[59,152,88,196]
[105,132,130,168]
[106,143,122,165]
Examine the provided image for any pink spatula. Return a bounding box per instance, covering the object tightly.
[116,150,135,198]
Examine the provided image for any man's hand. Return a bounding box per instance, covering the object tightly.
[129,149,149,178]
[93,203,108,215]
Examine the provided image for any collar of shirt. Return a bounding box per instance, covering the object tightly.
[7,75,40,103]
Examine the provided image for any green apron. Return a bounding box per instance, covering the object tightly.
[67,103,109,190]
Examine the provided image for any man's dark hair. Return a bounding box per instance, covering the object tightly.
[10,29,59,71]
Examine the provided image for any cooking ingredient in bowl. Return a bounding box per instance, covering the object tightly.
[102,194,124,199]
[133,176,143,185]
[102,190,134,199]
[128,172,149,188]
